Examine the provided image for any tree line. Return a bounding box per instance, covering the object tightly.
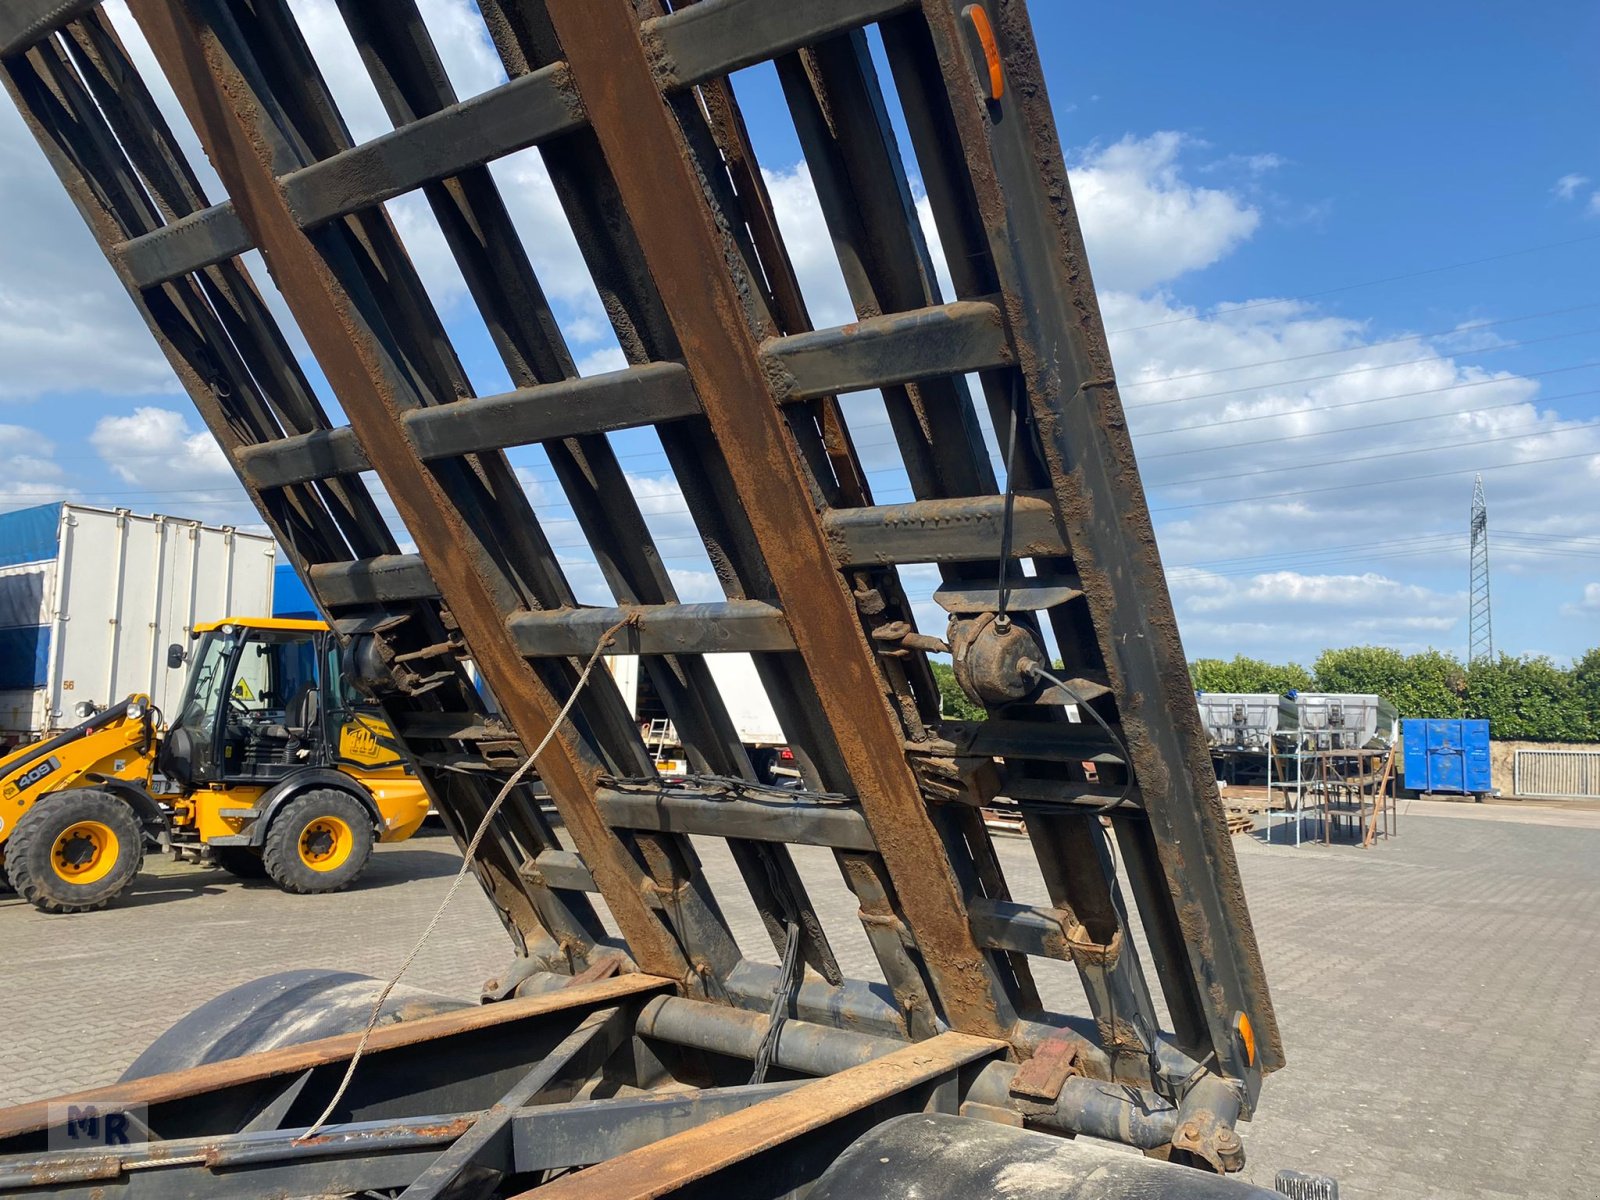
[932,647,1600,742]
[1190,646,1600,743]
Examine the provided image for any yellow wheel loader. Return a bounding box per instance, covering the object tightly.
[0,617,430,913]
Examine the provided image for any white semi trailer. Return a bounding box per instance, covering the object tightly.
[0,503,276,743]
[606,653,795,782]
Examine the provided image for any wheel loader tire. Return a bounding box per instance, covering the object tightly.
[262,789,374,895]
[211,846,268,879]
[6,789,144,914]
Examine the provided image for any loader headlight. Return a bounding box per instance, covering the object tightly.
[126,700,145,720]
[74,700,97,719]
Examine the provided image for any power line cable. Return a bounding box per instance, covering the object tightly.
[1149,445,1600,514]
[1102,232,1600,334]
[1138,360,1600,438]
[1115,301,1600,389]
[1138,386,1600,461]
[1157,416,1600,490]
[1122,325,1600,411]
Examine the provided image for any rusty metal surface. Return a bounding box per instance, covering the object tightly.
[0,0,1281,1176]
[0,975,672,1143]
[511,1031,1005,1200]
[127,0,701,987]
[542,0,1011,1042]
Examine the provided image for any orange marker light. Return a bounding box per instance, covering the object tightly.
[963,5,1004,101]
[1234,1012,1258,1067]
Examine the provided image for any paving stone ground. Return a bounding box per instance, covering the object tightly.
[3,798,1596,1198]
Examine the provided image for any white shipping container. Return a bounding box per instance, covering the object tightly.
[0,503,276,739]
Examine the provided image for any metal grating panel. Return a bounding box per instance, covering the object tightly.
[1515,749,1600,800]
[2,0,1280,1133]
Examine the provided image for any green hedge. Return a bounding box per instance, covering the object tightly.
[1190,646,1600,743]
[932,645,1600,741]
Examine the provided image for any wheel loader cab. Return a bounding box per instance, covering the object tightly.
[163,622,315,786]
[162,620,406,787]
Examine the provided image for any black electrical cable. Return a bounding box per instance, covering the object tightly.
[750,911,804,1085]
[1024,662,1136,816]
[600,773,854,806]
[995,373,1024,631]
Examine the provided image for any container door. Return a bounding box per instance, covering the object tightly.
[1463,720,1491,793]
[1426,720,1465,793]
[1401,720,1427,790]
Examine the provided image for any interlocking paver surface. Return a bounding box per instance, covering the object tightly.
[3,799,1596,1198]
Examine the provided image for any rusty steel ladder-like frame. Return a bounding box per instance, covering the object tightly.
[0,0,1282,1195]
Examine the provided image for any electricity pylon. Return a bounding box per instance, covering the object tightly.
[1468,473,1493,664]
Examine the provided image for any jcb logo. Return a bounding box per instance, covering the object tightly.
[11,756,60,795]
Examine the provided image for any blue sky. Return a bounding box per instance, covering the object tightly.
[1,0,1597,666]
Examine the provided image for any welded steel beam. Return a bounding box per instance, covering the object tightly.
[823,493,1067,566]
[514,1032,1005,1200]
[597,789,876,851]
[114,0,921,289]
[127,0,704,986]
[545,0,1015,1039]
[763,299,1011,402]
[508,601,794,657]
[308,555,438,606]
[0,976,672,1144]
[904,0,1280,1084]
[398,1005,629,1200]
[236,364,700,489]
[0,0,101,57]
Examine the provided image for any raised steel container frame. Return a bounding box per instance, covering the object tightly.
[0,0,1281,1194]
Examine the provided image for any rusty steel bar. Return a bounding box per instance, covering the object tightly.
[896,0,1280,1083]
[235,364,702,489]
[543,0,1017,1040]
[511,1031,1005,1200]
[507,602,795,657]
[0,975,672,1144]
[125,0,703,986]
[0,0,101,57]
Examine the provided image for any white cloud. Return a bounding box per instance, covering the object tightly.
[1173,568,1460,659]
[88,408,254,527]
[1069,133,1260,292]
[0,426,74,511]
[1562,583,1600,618]
[1553,174,1590,201]
[0,100,173,399]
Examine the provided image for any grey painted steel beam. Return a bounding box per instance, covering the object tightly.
[507,600,793,658]
[508,1083,801,1174]
[822,493,1067,566]
[0,0,101,58]
[399,1006,626,1200]
[531,850,597,893]
[968,897,1074,959]
[643,0,919,87]
[762,299,1010,401]
[236,364,700,488]
[308,555,437,606]
[597,788,876,851]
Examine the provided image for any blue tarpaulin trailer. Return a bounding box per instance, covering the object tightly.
[1402,719,1491,797]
